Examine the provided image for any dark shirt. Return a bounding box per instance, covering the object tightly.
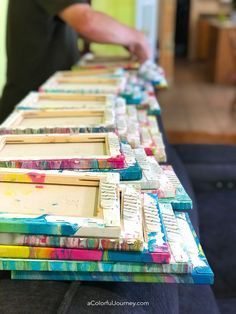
[0,0,86,121]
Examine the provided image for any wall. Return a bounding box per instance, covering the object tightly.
[188,0,231,60]
[91,0,159,60]
[91,0,135,56]
[0,0,8,96]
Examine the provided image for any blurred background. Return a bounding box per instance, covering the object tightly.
[1,0,236,145]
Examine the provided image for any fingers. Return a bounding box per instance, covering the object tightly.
[127,32,151,63]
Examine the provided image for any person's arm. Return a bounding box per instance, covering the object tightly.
[59,3,150,63]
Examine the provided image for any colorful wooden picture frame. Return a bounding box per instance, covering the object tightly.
[5,212,214,284]
[119,82,161,115]
[0,202,185,268]
[72,58,162,115]
[0,201,188,269]
[146,158,176,198]
[122,148,161,189]
[0,245,169,263]
[0,133,124,170]
[0,181,144,252]
[77,54,167,89]
[55,71,125,82]
[0,258,190,274]
[157,166,193,211]
[0,170,121,237]
[15,92,116,111]
[66,67,161,115]
[120,85,146,105]
[0,109,115,134]
[137,111,166,162]
[121,156,192,211]
[0,191,169,255]
[137,96,161,116]
[11,270,213,284]
[0,193,170,262]
[117,106,166,162]
[78,142,142,181]
[143,165,192,211]
[80,145,161,188]
[0,169,147,240]
[76,54,140,70]
[39,72,126,95]
[60,68,126,79]
[138,60,168,89]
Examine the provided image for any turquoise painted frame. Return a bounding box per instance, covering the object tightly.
[11,271,213,284]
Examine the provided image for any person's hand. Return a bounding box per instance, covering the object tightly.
[127,31,151,63]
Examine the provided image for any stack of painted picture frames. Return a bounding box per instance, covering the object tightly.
[77,53,168,89]
[0,59,213,284]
